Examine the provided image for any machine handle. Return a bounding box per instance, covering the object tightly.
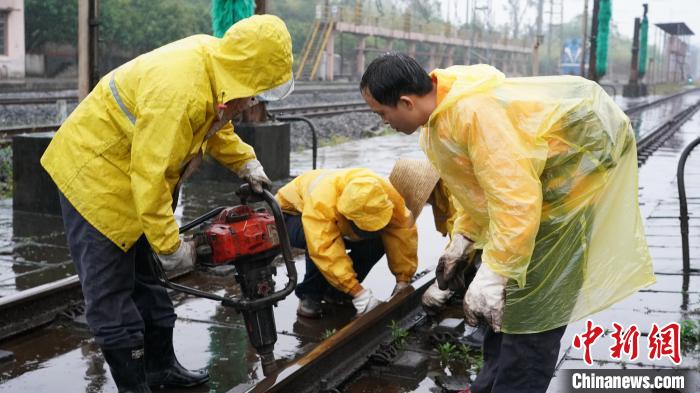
[152,185,298,311]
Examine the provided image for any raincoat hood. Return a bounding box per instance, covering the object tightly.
[338,177,394,232]
[274,168,417,294]
[431,64,505,119]
[209,14,293,103]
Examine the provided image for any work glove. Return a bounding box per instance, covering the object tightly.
[237,159,271,193]
[352,288,382,316]
[421,281,453,315]
[157,238,196,271]
[391,281,410,297]
[463,262,508,332]
[436,234,474,290]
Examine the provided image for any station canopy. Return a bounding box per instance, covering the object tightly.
[655,22,694,36]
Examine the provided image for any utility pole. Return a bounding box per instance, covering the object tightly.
[533,0,544,75]
[588,0,600,81]
[580,0,588,77]
[255,0,267,14]
[78,0,99,101]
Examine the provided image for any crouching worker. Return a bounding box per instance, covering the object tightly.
[40,15,294,393]
[362,53,655,393]
[275,168,418,318]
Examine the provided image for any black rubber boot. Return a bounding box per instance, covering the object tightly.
[144,325,209,389]
[101,346,152,393]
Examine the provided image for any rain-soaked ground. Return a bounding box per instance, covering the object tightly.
[1,89,700,392]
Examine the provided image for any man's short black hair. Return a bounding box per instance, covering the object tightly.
[360,52,433,107]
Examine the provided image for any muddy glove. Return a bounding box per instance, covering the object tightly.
[237,159,271,193]
[157,238,196,271]
[436,234,474,290]
[352,288,382,315]
[391,281,410,297]
[463,262,508,332]
[421,281,453,315]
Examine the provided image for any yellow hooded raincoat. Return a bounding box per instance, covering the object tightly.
[275,169,418,295]
[422,65,655,333]
[41,15,293,255]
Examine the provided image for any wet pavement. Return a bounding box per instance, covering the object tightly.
[0,91,699,392]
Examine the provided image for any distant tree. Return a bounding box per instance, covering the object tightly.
[100,0,210,55]
[24,0,211,55]
[25,0,78,52]
[504,0,534,40]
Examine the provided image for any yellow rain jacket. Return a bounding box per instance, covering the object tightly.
[431,179,463,237]
[41,15,293,254]
[275,169,418,295]
[421,65,655,333]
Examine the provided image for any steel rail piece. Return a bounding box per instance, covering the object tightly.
[0,269,190,341]
[229,271,435,393]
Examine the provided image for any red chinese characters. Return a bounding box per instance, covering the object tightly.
[609,323,640,360]
[573,320,605,365]
[572,321,682,365]
[648,322,681,364]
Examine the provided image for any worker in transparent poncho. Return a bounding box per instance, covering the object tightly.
[361,53,654,393]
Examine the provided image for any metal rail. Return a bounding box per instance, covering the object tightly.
[0,96,78,105]
[0,84,359,106]
[636,99,700,166]
[229,272,434,393]
[269,101,369,117]
[624,87,700,115]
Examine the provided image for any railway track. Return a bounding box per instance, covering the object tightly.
[1,89,699,392]
[0,102,371,141]
[0,82,358,106]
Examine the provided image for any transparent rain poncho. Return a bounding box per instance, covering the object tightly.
[421,65,655,333]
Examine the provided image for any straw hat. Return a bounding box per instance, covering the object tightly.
[389,158,440,225]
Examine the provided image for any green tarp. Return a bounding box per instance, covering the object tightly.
[212,0,255,38]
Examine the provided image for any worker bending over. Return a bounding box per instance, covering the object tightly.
[362,53,654,393]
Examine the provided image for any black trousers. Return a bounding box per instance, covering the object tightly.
[470,325,567,393]
[59,193,176,349]
[284,214,385,301]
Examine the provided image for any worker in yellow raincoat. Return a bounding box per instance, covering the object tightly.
[275,168,417,318]
[40,15,293,392]
[361,53,654,393]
